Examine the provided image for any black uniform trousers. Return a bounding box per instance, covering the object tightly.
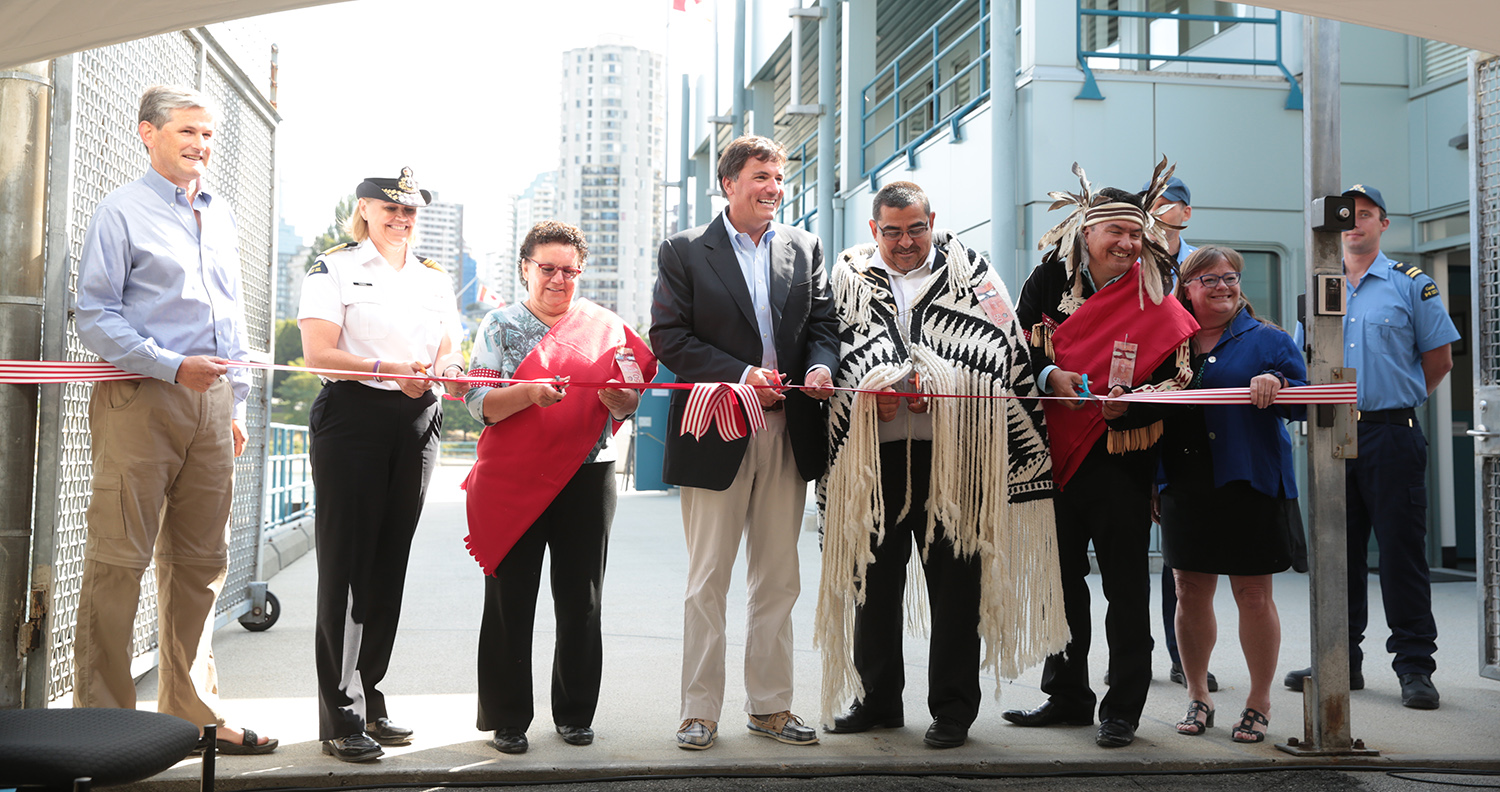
[1346,416,1438,676]
[1040,436,1156,727]
[851,441,983,727]
[310,381,440,741]
[477,461,616,731]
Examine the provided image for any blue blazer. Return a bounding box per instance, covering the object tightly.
[1173,308,1307,498]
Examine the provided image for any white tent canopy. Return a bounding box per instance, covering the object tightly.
[0,0,1496,71]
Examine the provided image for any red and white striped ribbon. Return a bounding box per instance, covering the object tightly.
[680,382,766,442]
[0,360,146,384]
[1111,381,1356,404]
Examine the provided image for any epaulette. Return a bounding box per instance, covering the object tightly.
[1391,261,1425,279]
[321,241,354,256]
[421,257,444,272]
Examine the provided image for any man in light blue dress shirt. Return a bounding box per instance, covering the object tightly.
[71,84,275,754]
[1285,184,1459,711]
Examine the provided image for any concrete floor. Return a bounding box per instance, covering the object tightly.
[124,464,1500,790]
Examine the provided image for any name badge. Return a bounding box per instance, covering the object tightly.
[1108,339,1138,390]
[616,346,644,383]
[973,281,1015,328]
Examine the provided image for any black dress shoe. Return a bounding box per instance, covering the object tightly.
[322,733,384,763]
[1284,666,1364,692]
[1001,700,1094,727]
[1169,662,1219,692]
[365,717,414,746]
[490,728,528,754]
[1096,719,1136,748]
[556,724,595,745]
[1399,673,1440,710]
[825,702,904,734]
[923,719,968,749]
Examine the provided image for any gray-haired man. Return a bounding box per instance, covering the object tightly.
[72,84,275,754]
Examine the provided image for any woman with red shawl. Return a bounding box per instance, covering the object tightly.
[462,221,656,755]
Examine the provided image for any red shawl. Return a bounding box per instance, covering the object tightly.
[1043,262,1197,489]
[463,299,657,574]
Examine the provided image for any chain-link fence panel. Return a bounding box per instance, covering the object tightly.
[39,27,276,703]
[1473,55,1500,679]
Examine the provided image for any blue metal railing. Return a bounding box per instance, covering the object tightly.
[1076,5,1302,109]
[778,119,840,231]
[264,422,314,532]
[861,0,991,182]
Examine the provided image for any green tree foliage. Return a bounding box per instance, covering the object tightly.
[272,195,354,425]
[443,332,485,440]
[271,357,323,425]
[272,318,303,392]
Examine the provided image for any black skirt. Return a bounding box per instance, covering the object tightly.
[1159,402,1294,577]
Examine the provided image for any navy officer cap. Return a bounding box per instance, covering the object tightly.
[1342,184,1386,213]
[356,166,433,207]
[1140,175,1190,206]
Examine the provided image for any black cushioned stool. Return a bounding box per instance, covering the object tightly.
[0,708,205,790]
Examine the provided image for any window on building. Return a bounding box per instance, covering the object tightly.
[1146,0,1238,62]
[1236,249,1283,327]
[1420,39,1470,85]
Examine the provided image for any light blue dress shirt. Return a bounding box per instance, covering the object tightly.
[723,212,780,377]
[75,169,250,418]
[1293,250,1461,411]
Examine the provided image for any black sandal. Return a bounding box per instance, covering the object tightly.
[215,727,279,755]
[1231,707,1269,743]
[1175,699,1215,735]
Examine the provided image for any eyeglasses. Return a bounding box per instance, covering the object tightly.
[877,224,931,241]
[526,257,583,281]
[1188,272,1241,289]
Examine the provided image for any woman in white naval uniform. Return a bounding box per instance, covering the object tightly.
[297,168,466,762]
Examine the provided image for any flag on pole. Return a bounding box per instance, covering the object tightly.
[477,285,505,308]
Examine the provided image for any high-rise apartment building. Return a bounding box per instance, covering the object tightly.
[505,171,559,304]
[556,42,665,329]
[413,197,465,307]
[274,218,308,321]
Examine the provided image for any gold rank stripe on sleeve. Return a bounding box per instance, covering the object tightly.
[421,257,444,272]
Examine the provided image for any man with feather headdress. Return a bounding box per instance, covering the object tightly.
[1001,161,1198,748]
[815,182,1067,749]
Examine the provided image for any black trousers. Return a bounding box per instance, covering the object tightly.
[851,442,982,727]
[1347,419,1438,676]
[1041,438,1155,727]
[477,461,616,731]
[310,381,440,740]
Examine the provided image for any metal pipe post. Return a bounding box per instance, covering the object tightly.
[816,0,836,253]
[1278,17,1369,758]
[991,0,1017,288]
[732,0,746,138]
[0,61,53,707]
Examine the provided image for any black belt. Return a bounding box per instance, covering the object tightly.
[1358,407,1416,426]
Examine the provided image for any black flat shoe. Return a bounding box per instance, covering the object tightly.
[1284,665,1364,691]
[1399,673,1440,710]
[365,717,414,746]
[1001,701,1094,727]
[556,724,595,745]
[1096,719,1136,748]
[322,733,384,763]
[923,719,968,749]
[490,728,528,754]
[825,702,904,734]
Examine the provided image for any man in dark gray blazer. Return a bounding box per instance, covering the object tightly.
[650,135,839,751]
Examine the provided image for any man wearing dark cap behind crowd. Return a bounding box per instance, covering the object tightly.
[1285,184,1458,710]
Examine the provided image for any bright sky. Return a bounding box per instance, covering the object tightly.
[262,0,676,256]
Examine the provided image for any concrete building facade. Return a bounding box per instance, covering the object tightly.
[557,42,667,330]
[505,170,559,305]
[413,197,466,307]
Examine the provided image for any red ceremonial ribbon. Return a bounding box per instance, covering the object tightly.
[0,358,1356,442]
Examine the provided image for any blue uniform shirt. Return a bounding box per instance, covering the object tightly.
[1294,250,1460,411]
[75,169,250,419]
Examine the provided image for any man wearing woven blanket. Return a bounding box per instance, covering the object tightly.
[1004,163,1198,748]
[817,182,1067,749]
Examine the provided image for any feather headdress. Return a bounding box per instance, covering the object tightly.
[1037,157,1179,309]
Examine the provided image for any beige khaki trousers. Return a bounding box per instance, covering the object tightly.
[679,413,807,722]
[72,377,234,730]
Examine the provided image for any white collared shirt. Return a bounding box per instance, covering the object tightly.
[869,244,939,443]
[723,213,779,374]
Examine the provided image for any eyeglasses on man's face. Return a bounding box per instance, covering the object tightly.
[1189,272,1241,289]
[877,224,931,241]
[526,257,584,281]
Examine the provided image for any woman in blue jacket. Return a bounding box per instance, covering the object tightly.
[1161,246,1305,744]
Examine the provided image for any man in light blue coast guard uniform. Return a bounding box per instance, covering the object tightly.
[1286,184,1459,710]
[1138,176,1215,693]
